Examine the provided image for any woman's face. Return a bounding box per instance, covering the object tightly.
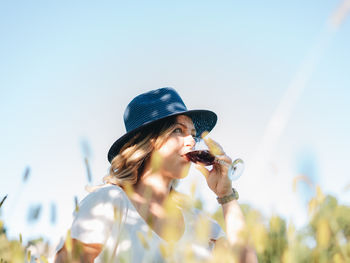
[154,115,196,179]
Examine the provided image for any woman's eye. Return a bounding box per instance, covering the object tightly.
[173,128,183,134]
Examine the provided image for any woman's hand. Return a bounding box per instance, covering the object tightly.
[195,138,233,197]
[54,239,102,263]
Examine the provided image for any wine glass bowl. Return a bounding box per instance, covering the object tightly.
[185,150,215,166]
[184,148,245,181]
[228,158,244,181]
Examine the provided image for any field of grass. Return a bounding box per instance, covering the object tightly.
[1,179,350,262]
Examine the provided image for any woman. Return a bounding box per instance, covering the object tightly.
[54,87,255,262]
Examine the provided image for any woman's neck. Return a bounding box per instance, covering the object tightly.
[127,167,185,242]
[134,169,173,205]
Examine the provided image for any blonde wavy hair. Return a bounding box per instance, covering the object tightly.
[104,116,178,188]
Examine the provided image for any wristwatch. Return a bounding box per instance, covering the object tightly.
[216,188,239,204]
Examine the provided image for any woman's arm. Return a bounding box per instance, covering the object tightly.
[196,138,258,262]
[54,239,102,263]
[215,199,257,263]
[221,198,245,246]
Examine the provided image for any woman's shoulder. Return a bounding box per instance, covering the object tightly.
[69,184,129,248]
[90,184,124,196]
[86,183,124,196]
[78,184,128,211]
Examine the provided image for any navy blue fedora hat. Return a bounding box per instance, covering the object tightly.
[107,87,217,163]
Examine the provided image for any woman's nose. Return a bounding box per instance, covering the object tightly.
[185,135,196,148]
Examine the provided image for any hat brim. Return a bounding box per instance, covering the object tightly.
[107,109,217,163]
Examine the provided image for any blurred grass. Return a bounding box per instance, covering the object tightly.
[1,138,350,262]
[1,181,350,262]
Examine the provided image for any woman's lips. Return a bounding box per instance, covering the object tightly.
[181,153,191,162]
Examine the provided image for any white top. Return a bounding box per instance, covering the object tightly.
[57,184,225,263]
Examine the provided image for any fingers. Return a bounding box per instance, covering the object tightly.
[203,137,225,156]
[212,151,233,180]
[215,155,233,167]
[195,164,210,179]
[201,136,233,175]
[199,134,234,178]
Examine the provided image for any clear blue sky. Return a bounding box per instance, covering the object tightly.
[1,0,349,249]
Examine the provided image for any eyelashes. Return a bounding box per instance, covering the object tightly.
[173,127,183,134]
[173,127,199,142]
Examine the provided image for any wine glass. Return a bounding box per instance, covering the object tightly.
[184,138,244,181]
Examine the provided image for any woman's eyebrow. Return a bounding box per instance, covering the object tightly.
[175,122,196,134]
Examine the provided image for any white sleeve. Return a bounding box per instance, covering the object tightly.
[192,208,226,241]
[208,217,226,240]
[70,185,127,245]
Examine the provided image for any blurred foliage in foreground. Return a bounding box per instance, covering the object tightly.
[1,185,350,262]
[210,186,350,263]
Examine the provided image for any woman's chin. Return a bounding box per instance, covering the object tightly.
[179,163,191,179]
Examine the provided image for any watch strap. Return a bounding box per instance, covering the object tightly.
[216,188,239,204]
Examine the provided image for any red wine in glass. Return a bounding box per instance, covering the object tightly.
[185,150,215,166]
[185,150,245,181]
